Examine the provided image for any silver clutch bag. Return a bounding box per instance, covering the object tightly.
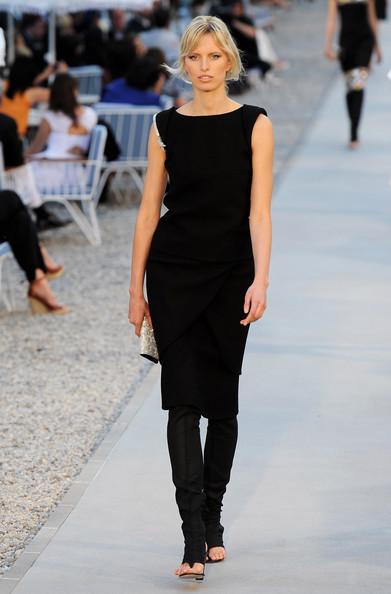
[140,316,159,363]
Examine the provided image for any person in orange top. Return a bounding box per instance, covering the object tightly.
[0,57,66,137]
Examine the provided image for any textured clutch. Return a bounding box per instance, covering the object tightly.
[140,316,159,364]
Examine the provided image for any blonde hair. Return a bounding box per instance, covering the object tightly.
[162,15,245,89]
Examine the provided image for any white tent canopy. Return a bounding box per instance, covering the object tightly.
[0,0,155,64]
[0,1,154,13]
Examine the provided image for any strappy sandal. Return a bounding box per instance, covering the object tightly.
[178,550,207,581]
[204,519,226,563]
[205,544,225,564]
[178,562,205,581]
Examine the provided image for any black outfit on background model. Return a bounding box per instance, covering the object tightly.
[145,104,267,567]
[0,113,67,230]
[337,0,375,142]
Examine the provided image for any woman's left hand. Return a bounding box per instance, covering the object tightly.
[240,280,268,326]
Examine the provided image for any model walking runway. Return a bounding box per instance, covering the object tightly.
[129,14,274,581]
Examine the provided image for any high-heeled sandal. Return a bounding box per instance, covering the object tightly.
[205,544,225,564]
[204,521,225,563]
[178,539,207,581]
[178,555,206,581]
[45,265,64,281]
[28,277,69,315]
[39,243,64,280]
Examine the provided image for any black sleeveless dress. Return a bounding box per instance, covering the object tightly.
[145,103,267,419]
[337,0,374,71]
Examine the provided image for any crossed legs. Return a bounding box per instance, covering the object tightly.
[167,405,238,575]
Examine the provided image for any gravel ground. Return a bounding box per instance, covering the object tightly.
[0,0,335,574]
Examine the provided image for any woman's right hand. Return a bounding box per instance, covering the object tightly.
[324,46,337,60]
[128,292,153,337]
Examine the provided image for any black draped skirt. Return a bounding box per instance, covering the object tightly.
[145,253,254,419]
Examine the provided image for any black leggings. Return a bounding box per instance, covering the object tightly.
[346,89,364,142]
[167,405,238,565]
[0,190,46,282]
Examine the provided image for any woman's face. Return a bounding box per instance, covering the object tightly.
[183,33,232,91]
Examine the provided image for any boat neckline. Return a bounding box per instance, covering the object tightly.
[173,105,245,118]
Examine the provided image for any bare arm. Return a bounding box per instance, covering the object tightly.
[128,125,168,335]
[25,87,50,106]
[231,18,256,39]
[241,114,274,326]
[325,0,338,59]
[367,0,382,61]
[25,119,51,156]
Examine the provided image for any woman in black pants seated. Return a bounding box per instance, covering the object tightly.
[0,190,68,314]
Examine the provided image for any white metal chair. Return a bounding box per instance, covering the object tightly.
[68,65,103,104]
[0,242,14,312]
[0,147,14,311]
[94,104,159,201]
[36,125,108,246]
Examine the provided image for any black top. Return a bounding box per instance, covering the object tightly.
[338,0,372,37]
[149,104,268,262]
[0,114,24,169]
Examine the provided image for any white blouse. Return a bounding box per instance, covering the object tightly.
[34,106,98,160]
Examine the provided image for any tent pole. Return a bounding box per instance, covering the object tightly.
[7,11,15,65]
[47,10,56,64]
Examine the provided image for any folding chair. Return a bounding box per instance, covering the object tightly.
[93,104,159,201]
[37,125,108,246]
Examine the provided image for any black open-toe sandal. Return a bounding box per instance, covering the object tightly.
[205,543,225,564]
[178,563,205,581]
[204,520,226,563]
[178,555,206,581]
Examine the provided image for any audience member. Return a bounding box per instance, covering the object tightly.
[144,48,186,106]
[0,112,42,209]
[82,11,107,66]
[140,8,180,65]
[27,73,97,191]
[16,14,48,72]
[127,7,155,33]
[56,14,85,66]
[101,55,167,107]
[0,57,58,137]
[108,10,130,42]
[105,38,138,83]
[0,190,68,314]
[27,73,97,159]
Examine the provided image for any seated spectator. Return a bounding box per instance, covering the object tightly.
[56,14,85,67]
[139,8,180,65]
[108,10,130,42]
[27,73,97,160]
[144,48,186,107]
[104,38,138,83]
[100,55,167,107]
[0,111,70,229]
[26,73,97,191]
[127,7,155,34]
[0,190,68,315]
[0,57,61,137]
[81,10,107,67]
[0,112,42,209]
[16,14,48,73]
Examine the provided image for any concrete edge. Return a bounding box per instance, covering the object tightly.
[0,363,160,593]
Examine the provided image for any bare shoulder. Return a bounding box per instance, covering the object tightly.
[254,112,273,132]
[252,113,274,149]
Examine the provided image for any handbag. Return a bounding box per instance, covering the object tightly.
[140,316,159,364]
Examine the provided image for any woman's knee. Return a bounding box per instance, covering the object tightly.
[0,190,26,223]
[168,405,202,424]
